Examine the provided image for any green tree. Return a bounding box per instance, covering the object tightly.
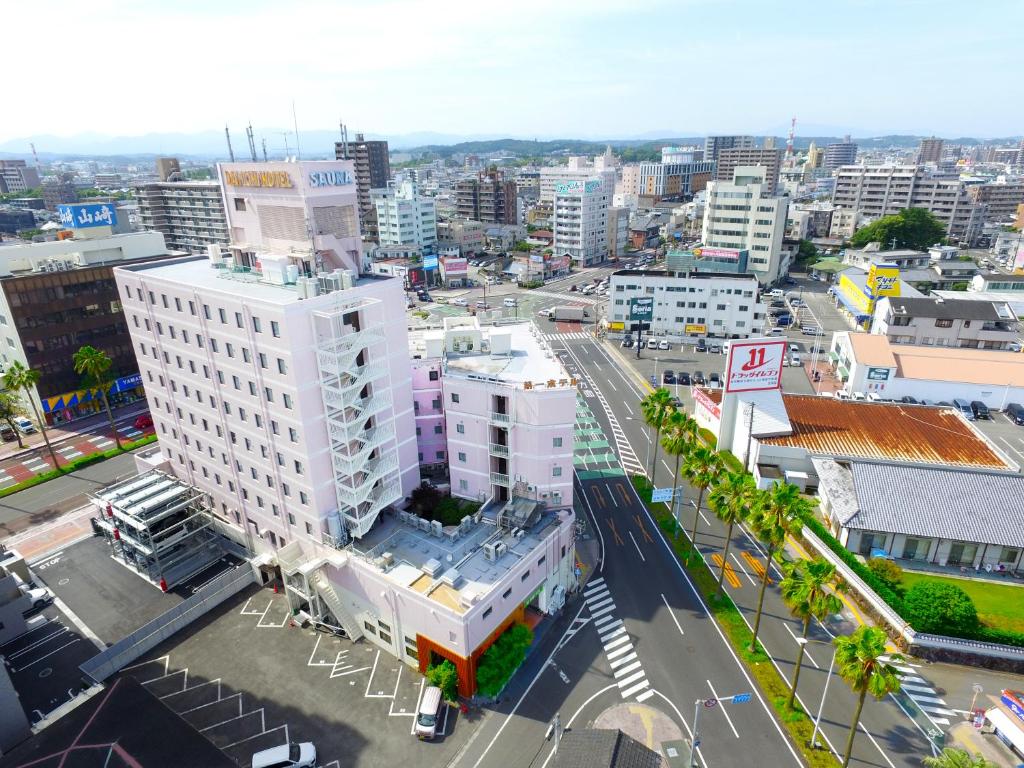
[72,345,121,450]
[866,558,904,594]
[923,748,998,768]
[780,558,844,709]
[902,581,979,635]
[426,659,459,702]
[639,388,676,484]
[848,207,947,251]
[796,239,818,263]
[476,623,533,697]
[512,241,532,252]
[748,482,808,653]
[2,361,59,468]
[834,626,903,767]
[682,445,722,555]
[0,391,26,449]
[660,411,698,536]
[17,228,43,241]
[707,472,756,598]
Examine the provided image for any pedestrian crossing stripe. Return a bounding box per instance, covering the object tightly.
[543,332,591,341]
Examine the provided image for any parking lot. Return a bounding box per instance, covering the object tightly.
[118,585,475,768]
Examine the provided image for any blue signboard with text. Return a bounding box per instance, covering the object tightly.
[423,255,439,270]
[57,203,117,229]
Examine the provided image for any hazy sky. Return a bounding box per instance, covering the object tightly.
[5,0,1022,142]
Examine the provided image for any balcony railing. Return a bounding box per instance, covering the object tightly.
[489,443,509,457]
[489,411,511,424]
[490,472,510,486]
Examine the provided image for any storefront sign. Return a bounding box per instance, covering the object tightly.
[308,170,354,188]
[692,247,741,262]
[57,203,117,229]
[685,324,707,335]
[223,169,293,188]
[867,263,900,298]
[441,257,467,274]
[693,387,721,419]
[629,297,654,322]
[1001,690,1024,724]
[42,374,144,414]
[423,255,439,270]
[725,338,786,393]
[866,367,891,381]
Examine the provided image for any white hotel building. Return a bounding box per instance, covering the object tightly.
[553,179,610,268]
[113,161,578,696]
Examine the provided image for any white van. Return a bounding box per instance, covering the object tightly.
[251,742,317,768]
[835,390,851,400]
[415,686,443,740]
[503,297,518,308]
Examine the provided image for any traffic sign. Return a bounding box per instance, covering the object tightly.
[732,693,752,703]
[651,487,673,503]
[703,698,717,708]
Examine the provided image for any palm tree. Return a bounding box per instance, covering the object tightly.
[660,410,698,536]
[748,482,809,653]
[682,445,722,555]
[923,748,998,768]
[639,387,676,484]
[0,391,26,449]
[707,471,756,598]
[2,361,58,468]
[780,558,844,709]
[834,626,903,767]
[72,345,121,450]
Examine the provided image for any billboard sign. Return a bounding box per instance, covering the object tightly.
[423,255,439,270]
[441,257,467,274]
[867,263,900,298]
[308,169,354,188]
[866,367,891,381]
[223,169,293,188]
[724,338,786,393]
[555,180,584,195]
[693,387,721,419]
[530,253,545,263]
[629,297,654,322]
[685,324,707,335]
[693,246,741,262]
[651,488,673,503]
[1001,690,1024,724]
[57,203,117,229]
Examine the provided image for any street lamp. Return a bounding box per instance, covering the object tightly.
[808,639,838,751]
[969,683,984,715]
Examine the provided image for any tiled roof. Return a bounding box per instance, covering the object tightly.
[761,395,1014,470]
[553,730,662,768]
[843,462,1024,547]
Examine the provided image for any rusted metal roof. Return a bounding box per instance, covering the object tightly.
[761,395,1014,470]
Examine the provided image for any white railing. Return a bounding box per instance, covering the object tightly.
[490,472,510,486]
[489,443,510,457]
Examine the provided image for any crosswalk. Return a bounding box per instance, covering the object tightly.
[543,332,592,341]
[881,655,957,726]
[531,290,597,305]
[584,578,654,702]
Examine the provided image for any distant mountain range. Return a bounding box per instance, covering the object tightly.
[0,129,1020,163]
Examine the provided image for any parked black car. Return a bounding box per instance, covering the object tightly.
[696,338,707,352]
[1006,402,1024,425]
[678,372,691,386]
[971,400,991,420]
[662,370,676,384]
[693,370,706,385]
[901,396,919,404]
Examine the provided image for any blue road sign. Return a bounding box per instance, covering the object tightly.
[732,693,752,704]
[651,487,673,503]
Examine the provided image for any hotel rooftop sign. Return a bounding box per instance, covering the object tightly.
[223,169,293,188]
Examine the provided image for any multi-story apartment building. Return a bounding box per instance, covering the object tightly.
[436,218,486,256]
[966,180,1024,223]
[702,166,789,284]
[0,160,41,194]
[134,180,229,255]
[871,295,1017,350]
[334,133,391,235]
[714,147,783,194]
[823,137,858,171]
[703,135,755,163]
[917,137,945,165]
[539,157,616,203]
[832,165,984,244]
[409,341,447,475]
[155,157,181,182]
[0,223,172,421]
[553,178,609,267]
[606,206,630,259]
[454,170,518,224]
[372,181,437,249]
[607,270,765,340]
[42,175,78,210]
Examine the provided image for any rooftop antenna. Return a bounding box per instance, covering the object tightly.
[278,131,292,158]
[785,116,796,165]
[246,123,257,162]
[224,125,235,162]
[339,120,349,158]
[261,137,268,162]
[292,100,301,160]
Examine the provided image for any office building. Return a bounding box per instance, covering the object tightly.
[966,180,1024,223]
[455,170,518,224]
[823,136,858,171]
[134,180,229,255]
[701,166,789,284]
[805,142,824,170]
[539,157,616,203]
[334,133,391,235]
[156,157,182,182]
[621,148,715,200]
[832,165,984,244]
[918,137,945,165]
[0,209,35,234]
[871,295,1017,350]
[606,206,630,259]
[714,147,783,194]
[703,135,755,163]
[42,175,78,210]
[372,181,437,249]
[436,219,486,256]
[607,270,764,339]
[0,220,172,420]
[552,178,609,267]
[0,160,41,194]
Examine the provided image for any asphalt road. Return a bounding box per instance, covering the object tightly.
[549,335,941,768]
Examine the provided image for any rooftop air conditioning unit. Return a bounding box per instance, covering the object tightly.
[494,541,508,559]
[483,542,499,561]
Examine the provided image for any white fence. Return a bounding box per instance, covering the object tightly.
[801,527,1024,663]
[79,565,257,683]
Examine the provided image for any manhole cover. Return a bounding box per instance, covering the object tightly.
[58,578,70,586]
[39,668,52,678]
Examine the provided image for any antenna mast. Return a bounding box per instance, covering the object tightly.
[262,137,268,162]
[292,101,301,160]
[224,125,235,162]
[339,120,349,158]
[785,116,796,165]
[246,123,257,162]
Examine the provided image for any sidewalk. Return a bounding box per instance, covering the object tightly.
[3,505,96,563]
[0,402,150,462]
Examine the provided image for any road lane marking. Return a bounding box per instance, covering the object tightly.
[710,553,741,589]
[730,552,758,586]
[587,596,614,611]
[600,626,627,642]
[660,593,684,636]
[585,587,610,602]
[628,531,646,562]
[594,614,617,627]
[707,680,740,738]
[606,519,624,545]
[783,624,819,669]
[620,680,650,698]
[742,550,772,584]
[584,576,605,590]
[591,604,616,619]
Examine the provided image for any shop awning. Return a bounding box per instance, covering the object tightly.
[828,352,839,363]
[837,366,850,380]
[833,288,871,321]
[41,374,144,413]
[987,707,1024,755]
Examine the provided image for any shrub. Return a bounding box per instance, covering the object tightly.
[426,659,459,702]
[476,622,533,697]
[697,428,717,448]
[903,582,979,635]
[867,558,904,594]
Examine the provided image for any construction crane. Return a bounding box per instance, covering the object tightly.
[29,142,41,169]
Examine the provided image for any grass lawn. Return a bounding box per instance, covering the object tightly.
[901,571,1024,633]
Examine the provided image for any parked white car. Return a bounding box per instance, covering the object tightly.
[13,417,35,434]
[451,298,469,307]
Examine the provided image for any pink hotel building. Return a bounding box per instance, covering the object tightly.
[113,161,578,695]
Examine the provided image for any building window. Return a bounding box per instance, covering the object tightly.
[553,467,562,477]
[520,570,530,582]
[428,370,439,381]
[305,521,312,534]
[553,437,562,447]
[271,320,280,337]
[456,423,464,434]
[458,452,466,462]
[459,479,468,491]
[252,317,262,333]
[234,197,246,211]
[434,425,443,434]
[538,555,546,566]
[278,358,288,374]
[482,607,493,620]
[503,587,512,599]
[935,319,953,328]
[451,393,460,403]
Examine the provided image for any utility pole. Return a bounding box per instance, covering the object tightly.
[261,138,268,162]
[744,402,756,472]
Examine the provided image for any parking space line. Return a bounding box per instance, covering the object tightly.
[142,667,187,687]
[124,655,169,675]
[221,722,285,751]
[410,678,426,735]
[6,626,68,659]
[199,707,264,733]
[179,692,242,716]
[161,677,220,701]
[12,638,79,672]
